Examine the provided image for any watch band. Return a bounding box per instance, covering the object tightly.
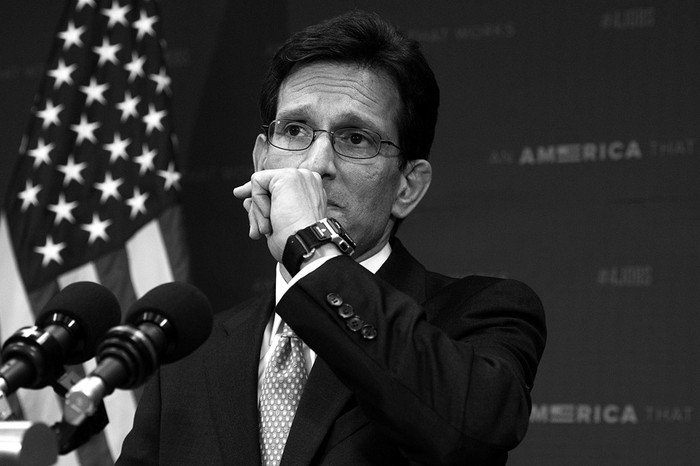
[282,234,314,277]
[282,218,356,276]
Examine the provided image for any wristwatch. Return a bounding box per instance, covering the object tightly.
[282,217,356,276]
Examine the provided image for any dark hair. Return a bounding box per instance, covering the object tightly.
[259,10,440,164]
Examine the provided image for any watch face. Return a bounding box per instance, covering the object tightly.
[326,218,356,253]
[327,217,344,234]
[301,218,356,256]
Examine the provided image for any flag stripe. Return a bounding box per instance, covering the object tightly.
[98,367,138,460]
[126,217,174,297]
[74,418,114,466]
[58,260,100,288]
[94,248,138,312]
[0,215,34,335]
[158,205,190,282]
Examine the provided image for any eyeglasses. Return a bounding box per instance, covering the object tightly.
[262,120,401,160]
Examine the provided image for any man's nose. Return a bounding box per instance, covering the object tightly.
[299,131,337,177]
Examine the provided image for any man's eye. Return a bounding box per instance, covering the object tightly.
[283,123,306,137]
[349,133,365,145]
[341,130,372,146]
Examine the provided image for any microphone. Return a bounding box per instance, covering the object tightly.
[64,282,213,426]
[0,282,121,397]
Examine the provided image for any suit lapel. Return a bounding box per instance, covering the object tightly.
[204,293,274,464]
[377,238,427,303]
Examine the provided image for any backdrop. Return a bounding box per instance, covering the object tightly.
[1,1,698,464]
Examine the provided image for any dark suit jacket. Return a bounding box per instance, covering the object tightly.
[116,239,546,465]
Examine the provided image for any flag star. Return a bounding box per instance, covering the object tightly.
[133,9,158,40]
[103,132,131,162]
[76,0,96,12]
[17,180,42,212]
[47,193,78,225]
[34,235,67,266]
[157,162,181,191]
[126,186,150,219]
[81,213,113,244]
[58,20,85,50]
[27,138,55,168]
[71,114,101,145]
[143,104,166,135]
[36,99,64,129]
[92,37,122,66]
[116,90,141,121]
[124,52,146,82]
[47,58,77,89]
[134,143,157,174]
[57,155,88,186]
[101,1,132,28]
[80,76,110,106]
[94,172,124,203]
[149,67,171,94]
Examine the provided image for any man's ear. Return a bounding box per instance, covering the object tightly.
[252,133,268,171]
[391,159,432,219]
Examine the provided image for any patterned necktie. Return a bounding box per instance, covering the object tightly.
[259,322,308,466]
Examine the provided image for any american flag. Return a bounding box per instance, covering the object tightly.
[0,0,189,464]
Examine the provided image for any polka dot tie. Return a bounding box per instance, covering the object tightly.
[259,322,308,466]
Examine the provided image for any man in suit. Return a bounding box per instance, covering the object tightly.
[117,10,546,466]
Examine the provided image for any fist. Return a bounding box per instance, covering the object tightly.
[233,168,327,262]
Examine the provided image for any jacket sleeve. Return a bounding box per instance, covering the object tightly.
[276,255,546,464]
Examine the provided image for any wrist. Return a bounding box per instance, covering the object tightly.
[282,217,356,277]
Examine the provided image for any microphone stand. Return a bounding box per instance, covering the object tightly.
[50,370,110,455]
[51,402,109,455]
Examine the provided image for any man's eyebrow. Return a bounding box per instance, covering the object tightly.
[276,103,311,118]
[276,109,386,133]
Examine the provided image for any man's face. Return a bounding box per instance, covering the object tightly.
[255,62,406,260]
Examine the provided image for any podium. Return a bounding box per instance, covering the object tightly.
[0,422,58,466]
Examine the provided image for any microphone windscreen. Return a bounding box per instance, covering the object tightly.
[125,282,213,364]
[36,281,121,364]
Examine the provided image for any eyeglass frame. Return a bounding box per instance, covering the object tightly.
[261,119,402,160]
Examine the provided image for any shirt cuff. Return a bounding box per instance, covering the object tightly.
[286,253,337,288]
